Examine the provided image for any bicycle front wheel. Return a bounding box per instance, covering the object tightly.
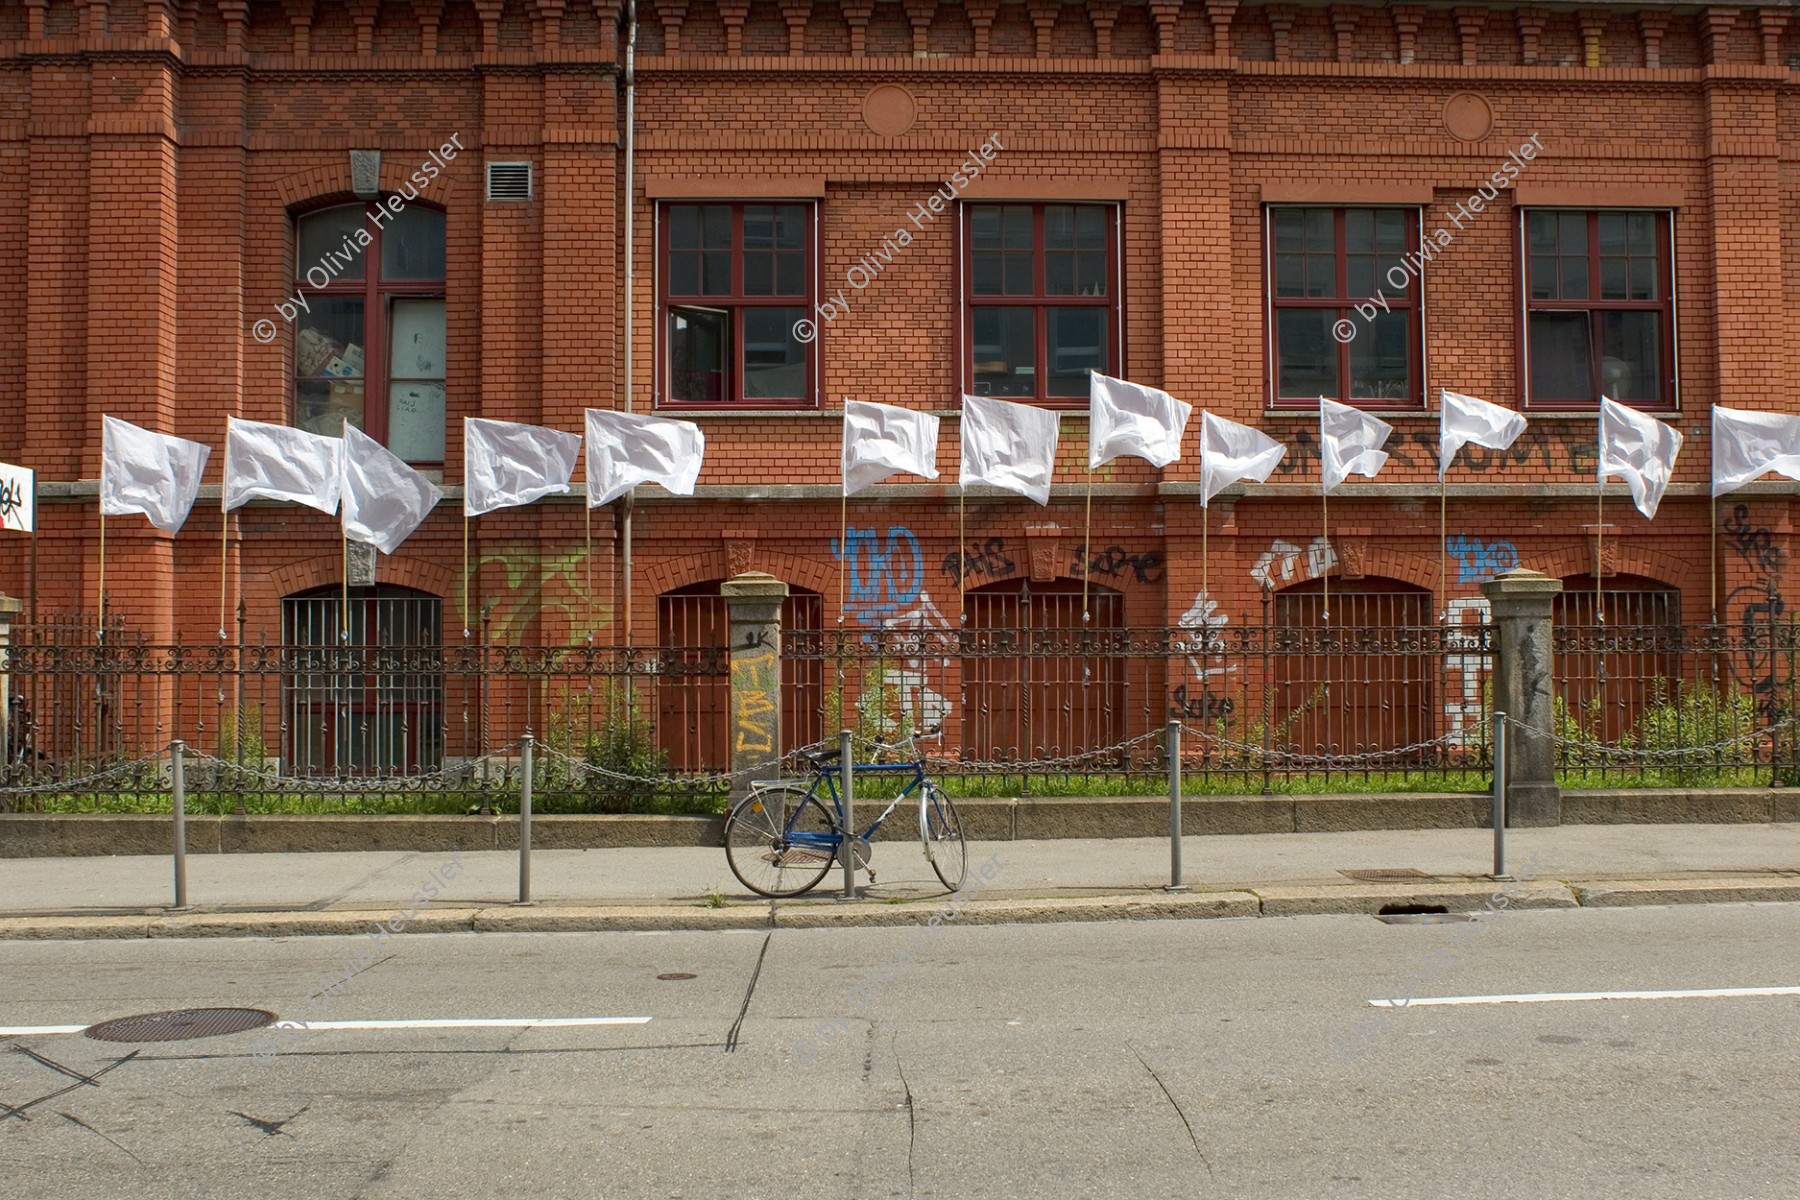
[919,784,967,892]
[725,785,839,898]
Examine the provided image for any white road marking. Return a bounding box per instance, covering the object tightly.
[1370,986,1800,1009]
[0,1016,652,1037]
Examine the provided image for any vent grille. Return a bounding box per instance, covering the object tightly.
[486,162,532,202]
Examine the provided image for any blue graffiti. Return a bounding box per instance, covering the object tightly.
[1446,535,1519,584]
[831,526,923,625]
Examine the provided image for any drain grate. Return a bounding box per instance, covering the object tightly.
[1375,904,1475,925]
[1341,868,1432,882]
[85,1007,277,1044]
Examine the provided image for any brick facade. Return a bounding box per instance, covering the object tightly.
[2,0,1798,663]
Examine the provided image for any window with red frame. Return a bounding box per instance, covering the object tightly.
[1267,207,1422,408]
[292,203,446,463]
[1523,209,1674,409]
[659,202,815,406]
[963,203,1119,402]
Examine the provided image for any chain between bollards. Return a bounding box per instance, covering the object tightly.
[1164,720,1187,892]
[170,739,189,911]
[518,732,534,905]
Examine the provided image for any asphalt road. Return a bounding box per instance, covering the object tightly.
[2,904,1798,1199]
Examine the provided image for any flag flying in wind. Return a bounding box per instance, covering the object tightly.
[1199,412,1285,508]
[1599,396,1682,519]
[340,423,442,554]
[1319,398,1392,493]
[463,418,583,517]
[100,415,212,532]
[585,410,706,508]
[0,461,35,533]
[959,394,1059,505]
[1438,389,1527,480]
[1088,373,1191,469]
[1711,405,1800,498]
[842,400,940,497]
[222,416,341,515]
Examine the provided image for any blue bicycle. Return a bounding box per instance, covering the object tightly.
[723,728,967,897]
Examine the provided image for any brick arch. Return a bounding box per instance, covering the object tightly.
[268,553,458,602]
[273,156,454,212]
[1339,545,1441,595]
[642,549,833,600]
[1527,542,1698,594]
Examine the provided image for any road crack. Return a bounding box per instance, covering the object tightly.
[1128,1041,1212,1178]
[724,930,773,1053]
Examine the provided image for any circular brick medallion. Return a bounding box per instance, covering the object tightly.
[1443,92,1494,142]
[862,85,918,137]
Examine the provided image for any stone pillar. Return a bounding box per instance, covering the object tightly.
[721,572,788,798]
[0,592,20,771]
[1481,568,1563,826]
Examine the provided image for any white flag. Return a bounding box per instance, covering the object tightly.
[959,395,1059,505]
[222,416,341,515]
[464,418,582,517]
[1712,405,1800,498]
[842,400,940,497]
[341,423,442,555]
[1199,411,1285,508]
[585,410,706,508]
[1088,373,1191,469]
[1439,389,1527,480]
[1599,396,1682,520]
[100,415,212,532]
[0,461,34,533]
[1319,398,1392,493]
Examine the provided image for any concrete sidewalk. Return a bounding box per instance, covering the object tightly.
[2,822,1798,938]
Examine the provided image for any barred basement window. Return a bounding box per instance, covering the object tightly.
[282,587,444,777]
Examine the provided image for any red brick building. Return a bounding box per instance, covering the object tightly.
[3,0,1798,770]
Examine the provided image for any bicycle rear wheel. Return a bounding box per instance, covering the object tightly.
[725,785,839,898]
[919,784,967,892]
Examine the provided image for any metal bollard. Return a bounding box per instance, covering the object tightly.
[1164,720,1188,892]
[1492,712,1508,879]
[171,739,189,910]
[518,733,534,905]
[839,728,856,900]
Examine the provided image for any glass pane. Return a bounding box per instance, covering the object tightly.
[1303,256,1334,299]
[670,205,700,250]
[1375,210,1406,253]
[702,205,731,248]
[1275,308,1335,399]
[743,206,777,249]
[388,382,446,462]
[1526,212,1558,255]
[971,307,1037,397]
[1047,308,1106,396]
[1348,310,1410,401]
[669,306,731,402]
[743,308,806,400]
[1599,310,1662,403]
[1559,211,1589,255]
[296,298,365,377]
[774,250,804,296]
[1598,213,1627,256]
[702,250,732,295]
[1045,206,1074,250]
[1075,205,1105,247]
[1275,254,1304,297]
[1599,257,1628,300]
[1077,251,1106,296]
[1004,251,1033,295]
[381,207,445,280]
[297,206,368,281]
[973,251,1004,295]
[670,250,699,296]
[296,379,365,437]
[1002,206,1032,249]
[1629,256,1657,301]
[1347,254,1374,300]
[774,205,805,248]
[389,299,446,380]
[1628,212,1654,249]
[1304,209,1333,253]
[1273,209,1303,254]
[1560,254,1589,301]
[1528,311,1592,403]
[744,253,772,296]
[1345,209,1374,255]
[1529,256,1560,300]
[971,205,1001,249]
[1045,251,1075,296]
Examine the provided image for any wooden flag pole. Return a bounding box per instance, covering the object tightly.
[1710,493,1719,626]
[29,475,38,624]
[1595,486,1605,625]
[462,513,471,637]
[1321,484,1330,624]
[585,499,594,643]
[958,487,967,625]
[341,526,350,643]
[96,511,106,642]
[1081,469,1094,624]
[219,509,230,640]
[1440,483,1448,624]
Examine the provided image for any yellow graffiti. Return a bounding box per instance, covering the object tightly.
[732,650,778,754]
[473,545,612,643]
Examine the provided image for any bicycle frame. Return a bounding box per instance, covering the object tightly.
[771,740,934,852]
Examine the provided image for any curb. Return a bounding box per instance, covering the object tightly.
[5,875,1800,939]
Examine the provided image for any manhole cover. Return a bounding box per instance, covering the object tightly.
[1341,868,1432,882]
[657,973,696,981]
[85,1007,277,1043]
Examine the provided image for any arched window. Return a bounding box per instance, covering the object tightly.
[656,582,823,771]
[961,579,1126,763]
[282,586,444,775]
[1271,577,1435,758]
[1553,573,1681,744]
[292,202,447,463]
